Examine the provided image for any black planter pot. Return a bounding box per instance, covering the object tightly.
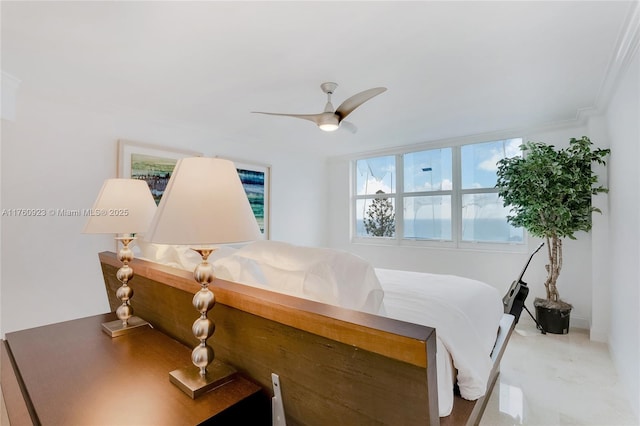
[535,304,572,334]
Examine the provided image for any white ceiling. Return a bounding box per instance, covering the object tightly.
[1,1,636,156]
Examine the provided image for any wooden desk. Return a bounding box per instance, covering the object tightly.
[1,313,268,425]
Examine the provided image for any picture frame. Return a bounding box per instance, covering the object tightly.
[117,139,202,204]
[117,140,270,239]
[231,159,271,239]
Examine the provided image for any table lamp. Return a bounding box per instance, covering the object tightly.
[145,157,261,398]
[83,178,157,337]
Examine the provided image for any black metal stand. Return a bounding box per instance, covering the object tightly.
[502,242,547,335]
[523,304,546,334]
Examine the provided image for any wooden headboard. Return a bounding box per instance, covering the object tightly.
[99,251,440,425]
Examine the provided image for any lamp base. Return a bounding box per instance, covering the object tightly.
[101,316,150,337]
[169,359,237,399]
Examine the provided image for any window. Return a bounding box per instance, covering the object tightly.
[403,148,452,240]
[353,138,524,248]
[355,155,396,238]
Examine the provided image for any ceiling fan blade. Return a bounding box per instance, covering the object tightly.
[252,111,322,125]
[340,120,357,134]
[335,87,387,120]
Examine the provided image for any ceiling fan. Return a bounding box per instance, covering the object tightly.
[252,82,387,133]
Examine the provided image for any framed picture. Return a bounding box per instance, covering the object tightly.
[117,140,202,205]
[232,160,271,239]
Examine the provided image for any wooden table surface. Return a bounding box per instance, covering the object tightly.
[3,313,264,426]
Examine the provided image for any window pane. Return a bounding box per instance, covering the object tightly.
[404,148,452,192]
[461,138,522,189]
[461,193,523,242]
[356,197,396,237]
[356,156,396,195]
[403,195,452,240]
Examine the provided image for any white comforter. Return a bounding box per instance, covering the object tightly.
[375,268,503,416]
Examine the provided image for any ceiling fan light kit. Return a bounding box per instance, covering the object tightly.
[318,114,339,132]
[252,82,386,133]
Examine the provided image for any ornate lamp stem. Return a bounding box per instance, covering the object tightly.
[168,248,237,398]
[191,249,216,376]
[115,237,135,326]
[101,236,150,337]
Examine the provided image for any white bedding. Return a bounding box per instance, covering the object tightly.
[135,240,504,417]
[375,268,503,416]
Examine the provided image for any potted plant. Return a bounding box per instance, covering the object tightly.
[496,136,609,334]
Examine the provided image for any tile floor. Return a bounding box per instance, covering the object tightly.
[480,316,638,426]
[1,317,638,426]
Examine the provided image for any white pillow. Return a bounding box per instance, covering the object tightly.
[229,241,385,314]
[213,254,268,288]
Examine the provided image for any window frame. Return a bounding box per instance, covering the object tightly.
[351,136,527,252]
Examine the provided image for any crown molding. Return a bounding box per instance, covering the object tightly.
[590,0,640,117]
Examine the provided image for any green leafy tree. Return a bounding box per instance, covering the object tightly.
[364,190,396,237]
[496,136,609,308]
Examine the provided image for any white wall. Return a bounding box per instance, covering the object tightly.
[327,124,600,330]
[0,91,328,336]
[604,51,640,417]
[587,114,612,343]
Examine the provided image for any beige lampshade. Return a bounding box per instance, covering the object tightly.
[146,157,261,246]
[83,178,157,235]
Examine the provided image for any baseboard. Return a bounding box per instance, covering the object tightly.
[589,329,609,343]
[569,315,589,331]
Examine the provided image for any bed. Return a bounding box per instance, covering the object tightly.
[99,240,515,425]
